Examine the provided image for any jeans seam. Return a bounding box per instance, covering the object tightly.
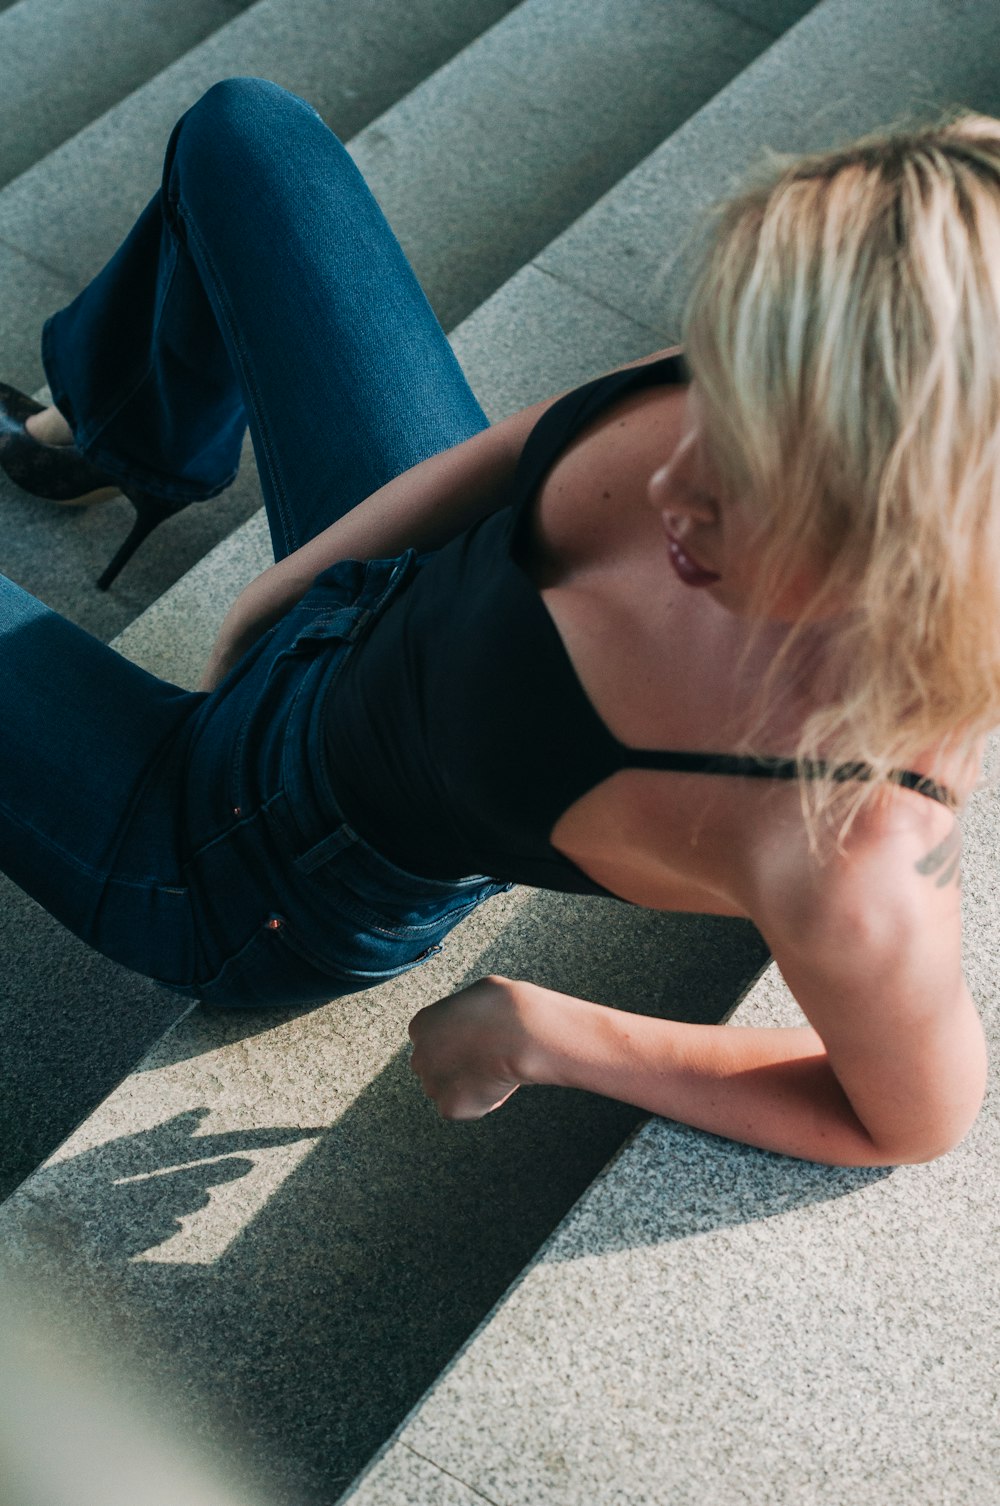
[0,793,185,893]
[179,200,296,555]
[73,236,180,455]
[275,920,443,981]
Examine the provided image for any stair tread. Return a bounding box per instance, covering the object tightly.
[0,0,252,190]
[0,0,520,393]
[347,932,1000,1506]
[5,1,997,1502]
[1,0,768,642]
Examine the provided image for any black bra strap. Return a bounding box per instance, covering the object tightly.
[623,749,953,807]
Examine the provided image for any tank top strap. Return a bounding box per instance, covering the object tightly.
[623,748,954,807]
[506,352,690,557]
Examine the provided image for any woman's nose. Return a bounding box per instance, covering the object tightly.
[652,487,716,540]
[649,463,717,525]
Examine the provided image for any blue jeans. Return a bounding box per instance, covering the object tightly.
[1,77,509,1007]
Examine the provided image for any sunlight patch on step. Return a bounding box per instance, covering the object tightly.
[120,1137,319,1265]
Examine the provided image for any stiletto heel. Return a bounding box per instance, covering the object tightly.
[95,493,191,591]
[1,380,195,588]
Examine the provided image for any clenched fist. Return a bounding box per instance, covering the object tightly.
[407,974,542,1121]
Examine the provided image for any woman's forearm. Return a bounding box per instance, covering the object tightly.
[200,398,549,689]
[198,413,536,687]
[518,984,899,1167]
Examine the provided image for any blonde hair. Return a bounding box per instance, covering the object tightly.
[680,108,1000,836]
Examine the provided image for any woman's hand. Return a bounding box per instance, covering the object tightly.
[407,975,545,1120]
[196,573,302,692]
[196,605,264,692]
[197,634,241,692]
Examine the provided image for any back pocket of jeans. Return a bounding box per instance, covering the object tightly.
[196,914,442,1009]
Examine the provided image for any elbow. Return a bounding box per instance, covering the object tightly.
[896,1116,982,1166]
[868,1095,986,1167]
[864,1014,989,1168]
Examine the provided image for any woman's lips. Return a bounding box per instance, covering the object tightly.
[665,532,721,586]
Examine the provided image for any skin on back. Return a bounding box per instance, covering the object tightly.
[524,373,979,914]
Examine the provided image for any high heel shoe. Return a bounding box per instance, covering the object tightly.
[0,381,193,590]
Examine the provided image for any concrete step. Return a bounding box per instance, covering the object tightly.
[347,0,794,335]
[0,888,769,1505]
[0,0,254,190]
[345,906,1000,1506]
[0,8,837,1493]
[0,0,786,649]
[8,0,995,1500]
[0,0,793,1203]
[0,0,518,398]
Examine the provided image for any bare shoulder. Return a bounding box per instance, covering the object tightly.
[531,366,688,562]
[751,790,963,961]
[748,794,985,1162]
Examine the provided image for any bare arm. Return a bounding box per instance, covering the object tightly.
[409,814,987,1167]
[199,404,539,688]
[200,345,681,688]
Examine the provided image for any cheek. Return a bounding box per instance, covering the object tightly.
[713,531,829,619]
[763,561,834,621]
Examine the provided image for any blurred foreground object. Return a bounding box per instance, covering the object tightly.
[0,1278,272,1506]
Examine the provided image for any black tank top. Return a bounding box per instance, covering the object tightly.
[324,354,951,898]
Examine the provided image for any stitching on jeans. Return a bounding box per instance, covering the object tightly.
[179,202,296,556]
[274,920,444,982]
[75,235,181,453]
[0,794,185,892]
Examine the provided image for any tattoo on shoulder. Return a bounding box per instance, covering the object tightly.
[915,823,962,889]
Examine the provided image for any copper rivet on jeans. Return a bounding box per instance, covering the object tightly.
[265,916,283,931]
[233,806,242,817]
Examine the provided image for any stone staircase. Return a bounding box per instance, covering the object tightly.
[0,0,783,1238]
[2,2,999,1503]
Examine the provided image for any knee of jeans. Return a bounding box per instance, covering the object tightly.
[185,77,287,143]
[171,77,338,198]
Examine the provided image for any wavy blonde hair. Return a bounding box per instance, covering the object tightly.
[680,108,1000,836]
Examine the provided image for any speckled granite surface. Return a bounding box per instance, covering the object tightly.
[0,885,767,1505]
[345,798,999,1505]
[4,1,999,1502]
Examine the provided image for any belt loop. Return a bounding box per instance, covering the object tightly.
[347,608,372,642]
[295,822,359,874]
[349,550,417,645]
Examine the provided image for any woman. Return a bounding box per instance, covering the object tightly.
[0,79,991,1169]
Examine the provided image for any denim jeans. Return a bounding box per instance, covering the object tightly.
[0,77,509,1006]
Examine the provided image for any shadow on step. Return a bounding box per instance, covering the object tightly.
[0,874,192,1202]
[0,892,886,1505]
